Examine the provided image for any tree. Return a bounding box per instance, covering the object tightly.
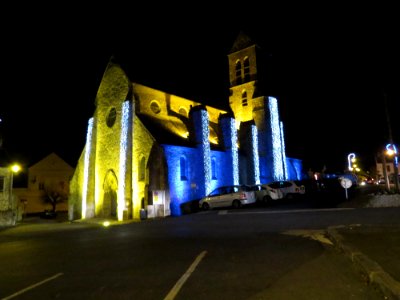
[43,182,68,212]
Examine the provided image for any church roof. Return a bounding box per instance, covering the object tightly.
[229,31,257,53]
[137,114,193,148]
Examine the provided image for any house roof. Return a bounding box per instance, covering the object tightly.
[29,152,74,172]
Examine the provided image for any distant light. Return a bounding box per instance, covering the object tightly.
[103,221,110,227]
[386,144,398,165]
[11,164,21,173]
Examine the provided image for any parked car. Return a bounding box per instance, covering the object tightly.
[40,209,58,219]
[265,180,306,199]
[199,185,256,210]
[251,184,284,204]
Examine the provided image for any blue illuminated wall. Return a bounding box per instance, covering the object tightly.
[239,121,260,185]
[280,121,288,180]
[162,145,196,216]
[209,150,229,191]
[191,106,211,198]
[268,97,284,181]
[219,114,239,186]
[286,157,303,180]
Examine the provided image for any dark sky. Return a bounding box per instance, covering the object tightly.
[1,6,399,176]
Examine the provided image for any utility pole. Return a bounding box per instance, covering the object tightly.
[384,92,400,193]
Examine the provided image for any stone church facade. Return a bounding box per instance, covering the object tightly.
[68,32,303,221]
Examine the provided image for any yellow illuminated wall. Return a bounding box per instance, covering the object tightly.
[131,116,155,219]
[133,84,226,144]
[69,60,228,221]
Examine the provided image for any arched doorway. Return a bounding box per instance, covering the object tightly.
[103,170,118,218]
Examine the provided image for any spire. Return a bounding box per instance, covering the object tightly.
[229,31,257,53]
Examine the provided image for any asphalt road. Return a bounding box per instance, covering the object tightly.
[1,202,399,299]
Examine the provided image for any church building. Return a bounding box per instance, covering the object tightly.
[68,32,303,221]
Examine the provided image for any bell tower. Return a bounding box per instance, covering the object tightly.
[228,31,286,183]
[227,31,261,124]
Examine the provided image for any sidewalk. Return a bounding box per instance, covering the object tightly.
[0,214,140,234]
[326,224,400,300]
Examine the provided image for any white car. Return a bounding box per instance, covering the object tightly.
[199,185,256,210]
[251,184,284,204]
[266,180,306,199]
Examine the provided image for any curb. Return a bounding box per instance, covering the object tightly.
[326,226,400,300]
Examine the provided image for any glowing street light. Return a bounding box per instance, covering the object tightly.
[347,153,356,171]
[385,143,399,193]
[11,164,21,173]
[9,163,21,210]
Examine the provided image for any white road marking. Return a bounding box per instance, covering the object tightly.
[164,251,207,300]
[227,207,354,215]
[218,210,228,215]
[283,229,334,245]
[2,273,64,300]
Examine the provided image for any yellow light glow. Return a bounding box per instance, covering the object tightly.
[386,149,395,156]
[235,120,241,130]
[209,137,218,144]
[351,158,356,162]
[103,221,110,227]
[180,132,189,138]
[355,168,360,172]
[11,164,21,173]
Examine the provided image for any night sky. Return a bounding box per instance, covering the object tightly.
[1,6,399,178]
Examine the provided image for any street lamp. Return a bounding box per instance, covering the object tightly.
[347,153,356,171]
[9,163,21,206]
[386,143,399,193]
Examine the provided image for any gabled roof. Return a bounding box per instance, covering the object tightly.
[229,31,257,53]
[29,152,73,172]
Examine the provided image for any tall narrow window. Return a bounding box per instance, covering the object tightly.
[243,57,250,81]
[0,176,4,192]
[180,157,187,180]
[235,60,242,84]
[242,91,248,106]
[211,158,217,180]
[139,157,146,181]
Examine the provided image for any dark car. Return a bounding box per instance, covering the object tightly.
[40,209,58,219]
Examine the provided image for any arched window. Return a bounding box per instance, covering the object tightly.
[180,157,187,180]
[243,57,250,82]
[139,156,146,181]
[235,60,242,84]
[242,90,248,106]
[211,157,217,180]
[106,107,117,128]
[179,107,188,117]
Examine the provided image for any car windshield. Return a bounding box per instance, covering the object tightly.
[208,189,221,197]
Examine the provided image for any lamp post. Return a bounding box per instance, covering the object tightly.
[347,153,356,172]
[9,163,21,207]
[381,150,390,192]
[386,144,399,193]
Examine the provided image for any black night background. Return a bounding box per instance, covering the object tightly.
[1,5,399,179]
